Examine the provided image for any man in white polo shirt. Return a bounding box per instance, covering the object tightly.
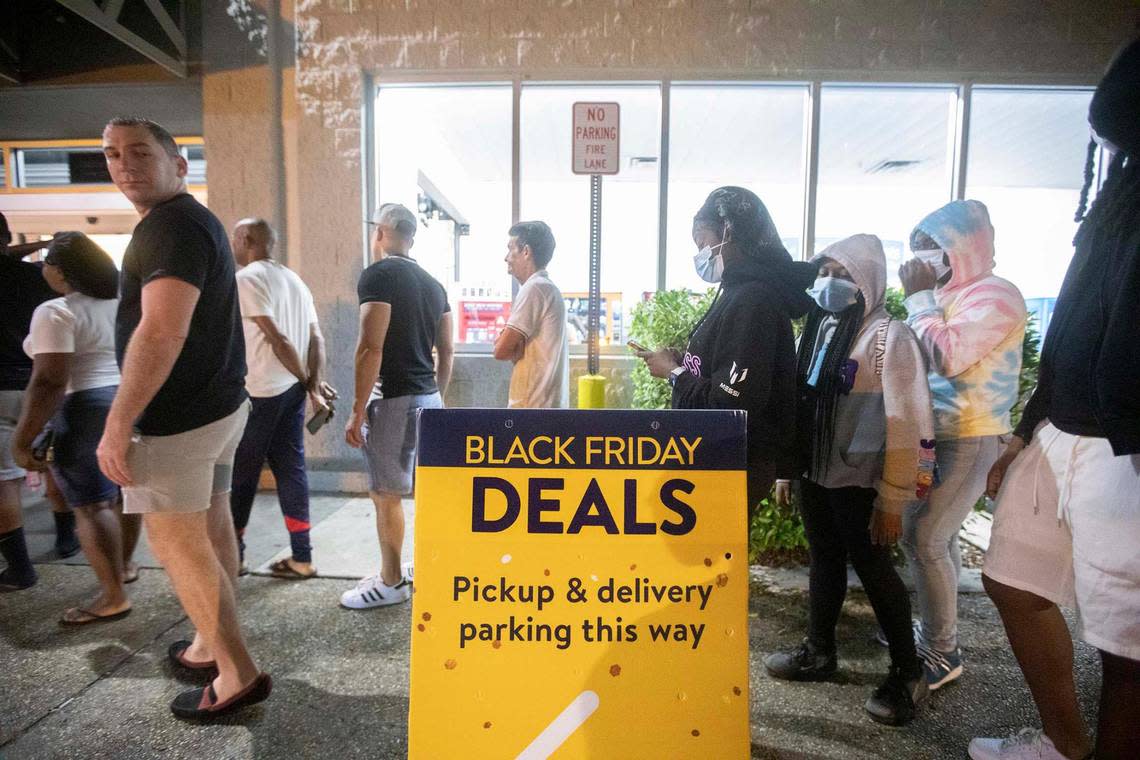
[493,221,569,409]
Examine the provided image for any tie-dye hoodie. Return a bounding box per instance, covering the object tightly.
[905,201,1027,440]
[806,235,936,516]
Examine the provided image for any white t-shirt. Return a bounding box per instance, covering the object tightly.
[505,270,569,409]
[23,293,120,393]
[236,258,320,398]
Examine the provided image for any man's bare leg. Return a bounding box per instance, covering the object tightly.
[984,575,1093,759]
[178,492,240,664]
[372,491,404,586]
[145,498,258,700]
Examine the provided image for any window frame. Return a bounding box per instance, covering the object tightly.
[365,75,1098,354]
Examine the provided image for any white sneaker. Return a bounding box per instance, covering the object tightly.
[968,729,1069,760]
[340,573,411,609]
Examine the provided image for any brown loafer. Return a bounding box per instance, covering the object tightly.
[168,640,217,671]
[170,673,272,721]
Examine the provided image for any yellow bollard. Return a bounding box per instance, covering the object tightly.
[577,375,607,409]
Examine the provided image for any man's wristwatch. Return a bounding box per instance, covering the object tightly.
[668,366,686,387]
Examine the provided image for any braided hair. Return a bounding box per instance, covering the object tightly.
[794,294,865,483]
[1074,150,1140,248]
[1074,139,1098,223]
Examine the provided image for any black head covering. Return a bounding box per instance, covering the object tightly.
[45,232,119,299]
[693,186,815,317]
[1090,36,1140,159]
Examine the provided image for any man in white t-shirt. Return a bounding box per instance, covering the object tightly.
[493,221,569,408]
[230,218,335,579]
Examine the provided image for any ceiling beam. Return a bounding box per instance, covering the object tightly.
[54,0,187,78]
[101,0,125,22]
[141,0,187,57]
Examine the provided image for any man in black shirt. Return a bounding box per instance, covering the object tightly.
[341,203,452,610]
[97,117,270,720]
[0,215,56,590]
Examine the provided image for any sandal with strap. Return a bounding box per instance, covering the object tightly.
[170,673,273,721]
[59,606,132,626]
[269,558,317,580]
[168,639,217,671]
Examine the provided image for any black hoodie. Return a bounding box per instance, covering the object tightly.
[671,247,815,490]
[1014,40,1140,455]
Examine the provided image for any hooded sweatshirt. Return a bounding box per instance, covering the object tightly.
[672,245,814,483]
[905,201,1027,440]
[806,234,936,516]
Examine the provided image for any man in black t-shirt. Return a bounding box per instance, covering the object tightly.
[0,215,57,590]
[341,203,453,610]
[97,118,269,721]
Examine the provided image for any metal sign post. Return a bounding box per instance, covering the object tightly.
[587,175,602,375]
[572,102,620,388]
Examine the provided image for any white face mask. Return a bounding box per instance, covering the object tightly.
[914,247,951,282]
[693,223,729,283]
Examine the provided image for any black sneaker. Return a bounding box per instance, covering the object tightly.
[864,665,928,726]
[763,639,838,681]
[0,566,37,591]
[55,535,81,559]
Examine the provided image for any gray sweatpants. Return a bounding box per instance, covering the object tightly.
[901,435,1003,652]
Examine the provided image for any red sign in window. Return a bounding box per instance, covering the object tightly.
[457,300,511,343]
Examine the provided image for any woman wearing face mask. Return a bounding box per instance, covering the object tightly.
[762,234,936,727]
[638,186,815,517]
[11,232,141,625]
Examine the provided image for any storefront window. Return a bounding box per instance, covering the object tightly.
[666,84,808,289]
[815,86,958,282]
[520,84,661,345]
[375,84,514,344]
[966,87,1098,305]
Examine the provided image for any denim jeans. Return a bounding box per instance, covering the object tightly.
[230,383,312,563]
[901,435,1003,652]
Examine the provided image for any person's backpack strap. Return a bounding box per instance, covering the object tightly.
[873,317,892,377]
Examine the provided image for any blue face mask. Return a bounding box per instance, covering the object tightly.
[809,276,861,313]
[693,222,730,283]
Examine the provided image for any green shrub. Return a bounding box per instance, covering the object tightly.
[749,496,809,566]
[628,288,716,410]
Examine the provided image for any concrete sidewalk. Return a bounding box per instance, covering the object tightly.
[1,491,1103,759]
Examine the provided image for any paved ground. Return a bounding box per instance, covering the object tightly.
[1,490,1103,760]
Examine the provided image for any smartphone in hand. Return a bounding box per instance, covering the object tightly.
[626,340,649,353]
[306,403,334,435]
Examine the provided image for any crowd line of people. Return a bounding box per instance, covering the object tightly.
[0,37,1136,758]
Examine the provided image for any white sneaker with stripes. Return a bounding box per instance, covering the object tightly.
[340,572,411,609]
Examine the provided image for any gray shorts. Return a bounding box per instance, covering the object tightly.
[361,392,442,496]
[0,390,24,481]
[122,401,250,514]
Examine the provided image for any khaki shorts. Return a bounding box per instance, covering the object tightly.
[0,390,24,481]
[122,401,250,514]
[984,422,1140,661]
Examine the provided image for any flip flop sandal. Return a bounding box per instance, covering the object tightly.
[269,559,317,580]
[170,672,273,721]
[168,639,218,671]
[58,606,132,626]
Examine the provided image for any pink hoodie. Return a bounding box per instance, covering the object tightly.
[905,200,1027,439]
